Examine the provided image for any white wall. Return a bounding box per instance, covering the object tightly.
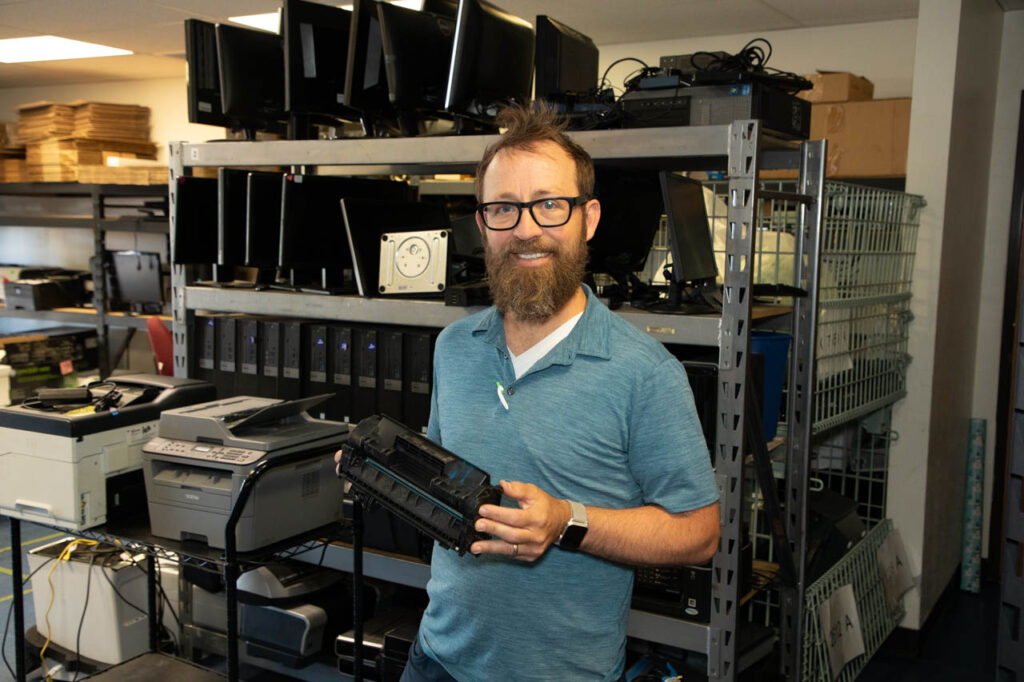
[0,77,207,274]
[975,9,1024,569]
[0,76,218,163]
[892,0,1004,628]
[599,19,918,100]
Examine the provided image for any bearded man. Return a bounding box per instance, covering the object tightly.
[400,105,720,682]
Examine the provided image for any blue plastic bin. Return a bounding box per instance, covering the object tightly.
[750,331,791,441]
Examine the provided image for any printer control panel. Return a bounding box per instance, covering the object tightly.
[143,437,265,465]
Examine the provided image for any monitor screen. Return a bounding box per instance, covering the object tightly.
[283,0,355,126]
[245,171,286,268]
[218,167,248,267]
[110,251,163,309]
[173,176,218,265]
[586,167,664,281]
[377,2,456,130]
[343,0,391,120]
[445,0,535,120]
[279,174,415,270]
[184,19,231,128]
[341,197,450,296]
[216,22,286,135]
[534,15,599,101]
[659,172,718,285]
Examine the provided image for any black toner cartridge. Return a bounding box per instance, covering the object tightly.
[338,414,502,554]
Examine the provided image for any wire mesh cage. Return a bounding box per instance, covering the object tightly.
[801,519,904,682]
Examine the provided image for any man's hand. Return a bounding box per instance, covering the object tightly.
[333,449,343,477]
[470,480,570,561]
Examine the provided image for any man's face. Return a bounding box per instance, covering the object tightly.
[477,141,600,322]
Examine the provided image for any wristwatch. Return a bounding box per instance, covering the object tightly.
[556,500,588,550]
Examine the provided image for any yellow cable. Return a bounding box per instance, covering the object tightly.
[39,539,98,682]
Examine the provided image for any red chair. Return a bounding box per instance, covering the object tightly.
[146,317,174,376]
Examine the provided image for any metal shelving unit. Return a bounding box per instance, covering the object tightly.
[168,121,825,681]
[0,183,169,377]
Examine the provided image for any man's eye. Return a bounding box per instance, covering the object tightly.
[495,204,516,214]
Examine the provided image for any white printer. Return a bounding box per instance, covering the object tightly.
[141,394,347,552]
[0,374,215,530]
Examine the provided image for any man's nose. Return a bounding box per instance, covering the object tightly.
[512,207,544,240]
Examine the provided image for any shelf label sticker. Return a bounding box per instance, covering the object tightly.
[59,359,73,375]
[820,583,865,679]
[876,527,914,611]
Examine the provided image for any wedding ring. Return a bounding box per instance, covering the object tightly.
[511,543,519,558]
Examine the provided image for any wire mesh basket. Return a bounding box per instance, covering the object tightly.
[661,179,925,434]
[802,519,904,682]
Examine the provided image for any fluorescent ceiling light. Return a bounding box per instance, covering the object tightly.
[228,11,282,33]
[230,0,422,29]
[0,36,131,63]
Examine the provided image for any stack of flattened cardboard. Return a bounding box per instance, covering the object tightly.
[0,122,27,183]
[13,102,75,144]
[71,100,151,141]
[16,100,164,184]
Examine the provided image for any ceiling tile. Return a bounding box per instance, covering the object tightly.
[0,0,191,36]
[762,0,918,27]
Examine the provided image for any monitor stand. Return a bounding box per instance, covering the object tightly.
[298,268,357,296]
[639,281,723,316]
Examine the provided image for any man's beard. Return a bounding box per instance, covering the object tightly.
[483,228,588,323]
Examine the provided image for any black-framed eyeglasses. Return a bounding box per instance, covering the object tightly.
[476,196,589,231]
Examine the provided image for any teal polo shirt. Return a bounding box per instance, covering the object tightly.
[419,284,718,681]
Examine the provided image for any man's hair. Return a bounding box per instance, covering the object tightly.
[475,104,595,201]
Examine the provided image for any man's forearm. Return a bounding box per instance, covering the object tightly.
[579,502,720,566]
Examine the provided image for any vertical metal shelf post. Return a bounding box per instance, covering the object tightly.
[779,139,826,679]
[168,142,191,379]
[709,120,762,681]
[90,187,112,378]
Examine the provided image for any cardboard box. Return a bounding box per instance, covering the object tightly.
[761,98,910,179]
[799,71,874,103]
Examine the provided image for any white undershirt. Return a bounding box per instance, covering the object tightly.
[508,312,583,379]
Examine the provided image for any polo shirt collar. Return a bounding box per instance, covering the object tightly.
[471,284,612,365]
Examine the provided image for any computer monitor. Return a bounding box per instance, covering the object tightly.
[245,171,286,286]
[376,2,457,136]
[184,19,232,129]
[109,251,163,314]
[444,0,535,126]
[278,174,415,292]
[343,0,392,134]
[341,197,450,297]
[534,16,599,101]
[218,168,248,268]
[585,167,664,303]
[282,0,358,137]
[659,172,718,288]
[216,22,287,138]
[173,176,218,266]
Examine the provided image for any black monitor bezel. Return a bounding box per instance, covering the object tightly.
[245,171,286,269]
[173,176,219,266]
[341,197,451,297]
[282,0,356,124]
[185,18,233,129]
[658,171,718,286]
[444,0,535,120]
[215,22,287,135]
[534,15,599,101]
[109,250,164,308]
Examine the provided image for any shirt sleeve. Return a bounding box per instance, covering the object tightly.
[626,357,719,513]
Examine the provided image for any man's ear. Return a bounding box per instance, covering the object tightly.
[584,199,600,242]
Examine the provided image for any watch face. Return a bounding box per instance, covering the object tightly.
[559,523,587,550]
